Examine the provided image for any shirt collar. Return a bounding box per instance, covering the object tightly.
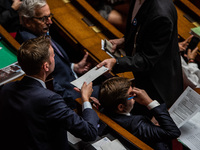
[26,75,47,89]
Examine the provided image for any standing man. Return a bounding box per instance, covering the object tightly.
[0,36,99,150]
[98,0,183,115]
[16,0,99,109]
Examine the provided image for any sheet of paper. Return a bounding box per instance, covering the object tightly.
[178,112,200,150]
[67,131,81,144]
[70,66,109,89]
[100,139,126,150]
[169,86,200,128]
[91,137,111,150]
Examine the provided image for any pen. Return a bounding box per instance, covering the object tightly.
[127,96,134,100]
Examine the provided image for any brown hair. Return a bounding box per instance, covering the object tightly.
[99,77,132,112]
[17,35,51,75]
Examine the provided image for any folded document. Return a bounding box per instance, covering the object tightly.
[70,66,109,89]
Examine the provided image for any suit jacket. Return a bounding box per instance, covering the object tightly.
[16,28,99,109]
[0,76,99,150]
[104,104,181,150]
[114,0,183,108]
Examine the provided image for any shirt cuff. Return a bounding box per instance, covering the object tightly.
[147,100,160,110]
[71,63,78,79]
[82,101,92,111]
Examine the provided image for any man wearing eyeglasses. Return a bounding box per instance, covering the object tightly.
[16,0,99,109]
[99,77,181,150]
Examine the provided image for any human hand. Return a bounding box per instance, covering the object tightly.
[90,97,101,109]
[73,52,91,75]
[178,35,193,52]
[132,87,153,106]
[187,47,198,61]
[96,58,116,71]
[11,0,22,11]
[109,38,125,53]
[81,82,93,102]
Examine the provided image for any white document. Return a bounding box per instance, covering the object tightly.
[67,131,81,144]
[178,112,200,150]
[70,66,109,89]
[91,137,111,150]
[169,86,200,128]
[169,87,200,150]
[100,139,126,150]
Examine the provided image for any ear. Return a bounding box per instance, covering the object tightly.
[22,17,32,28]
[43,62,49,72]
[117,104,124,112]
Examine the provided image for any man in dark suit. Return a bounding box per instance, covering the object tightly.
[99,77,181,150]
[97,0,183,116]
[15,0,99,109]
[0,36,99,150]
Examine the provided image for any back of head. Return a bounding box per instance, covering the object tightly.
[99,77,132,113]
[17,35,51,76]
[18,0,47,20]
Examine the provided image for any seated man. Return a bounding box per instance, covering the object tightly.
[16,0,99,109]
[99,77,181,150]
[0,36,99,150]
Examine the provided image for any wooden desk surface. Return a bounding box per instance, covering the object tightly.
[175,5,196,40]
[47,0,134,79]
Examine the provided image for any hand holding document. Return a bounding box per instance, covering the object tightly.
[70,66,109,89]
[101,39,125,58]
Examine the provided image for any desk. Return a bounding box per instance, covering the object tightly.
[0,25,24,85]
[0,40,17,69]
[47,0,134,79]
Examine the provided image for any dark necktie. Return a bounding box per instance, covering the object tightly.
[50,40,64,58]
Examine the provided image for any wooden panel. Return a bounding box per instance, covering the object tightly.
[175,5,196,40]
[0,25,20,50]
[177,0,200,17]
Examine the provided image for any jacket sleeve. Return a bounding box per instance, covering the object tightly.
[113,16,174,73]
[46,93,99,141]
[131,104,181,143]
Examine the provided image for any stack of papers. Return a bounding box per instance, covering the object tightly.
[92,137,126,150]
[169,87,200,150]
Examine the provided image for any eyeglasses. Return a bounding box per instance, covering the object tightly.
[127,96,134,100]
[32,13,53,22]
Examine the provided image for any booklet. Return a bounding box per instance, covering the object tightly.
[0,62,24,86]
[190,26,200,39]
[101,39,126,58]
[70,66,109,89]
[169,86,200,150]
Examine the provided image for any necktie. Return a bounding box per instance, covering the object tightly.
[50,40,64,58]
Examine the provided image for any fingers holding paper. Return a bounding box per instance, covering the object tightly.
[81,82,93,102]
[109,38,125,52]
[97,58,116,72]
